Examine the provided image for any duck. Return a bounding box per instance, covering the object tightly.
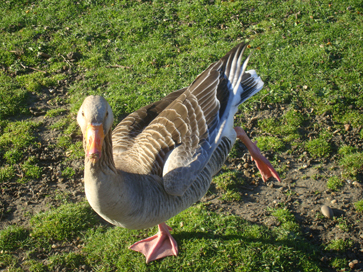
[77,42,281,264]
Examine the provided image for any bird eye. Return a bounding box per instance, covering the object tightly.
[82,111,85,117]
[106,111,108,117]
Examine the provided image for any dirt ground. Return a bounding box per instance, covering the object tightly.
[1,85,362,271]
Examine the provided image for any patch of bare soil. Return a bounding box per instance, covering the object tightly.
[1,91,362,271]
[1,73,85,229]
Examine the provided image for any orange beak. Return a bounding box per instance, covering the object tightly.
[85,124,104,163]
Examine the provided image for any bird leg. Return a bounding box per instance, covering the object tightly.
[234,126,281,182]
[129,222,178,263]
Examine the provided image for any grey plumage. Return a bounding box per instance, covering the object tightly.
[78,43,264,230]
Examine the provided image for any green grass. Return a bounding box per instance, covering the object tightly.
[255,136,285,152]
[354,200,363,212]
[30,201,99,243]
[325,238,353,251]
[258,108,306,142]
[335,216,350,232]
[45,108,67,118]
[326,176,344,191]
[62,166,76,178]
[339,152,363,180]
[81,205,320,271]
[330,257,348,270]
[1,0,363,270]
[0,225,29,251]
[270,207,300,234]
[304,130,333,159]
[0,73,29,119]
[214,171,243,201]
[0,253,18,271]
[0,201,322,271]
[21,156,42,180]
[338,145,358,156]
[337,145,363,179]
[0,120,42,183]
[0,165,15,183]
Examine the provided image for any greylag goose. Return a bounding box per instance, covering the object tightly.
[77,43,281,263]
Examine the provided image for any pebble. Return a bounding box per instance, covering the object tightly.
[331,199,337,204]
[349,260,358,269]
[321,205,334,218]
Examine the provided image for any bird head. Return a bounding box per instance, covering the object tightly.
[77,95,114,163]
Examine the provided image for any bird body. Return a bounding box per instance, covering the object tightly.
[77,43,280,263]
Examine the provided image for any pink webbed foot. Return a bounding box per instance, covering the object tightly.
[129,222,178,263]
[234,127,281,182]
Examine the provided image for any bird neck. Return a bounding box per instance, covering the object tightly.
[85,130,117,176]
[83,130,127,225]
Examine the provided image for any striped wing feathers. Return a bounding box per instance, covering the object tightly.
[112,43,263,196]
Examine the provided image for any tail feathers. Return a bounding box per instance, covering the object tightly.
[222,43,264,107]
[238,69,264,105]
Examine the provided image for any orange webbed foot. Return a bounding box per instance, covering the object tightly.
[129,223,178,263]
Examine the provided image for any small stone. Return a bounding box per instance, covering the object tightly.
[321,205,334,218]
[349,261,355,269]
[37,52,51,59]
[243,163,249,169]
[331,199,337,204]
[344,124,350,131]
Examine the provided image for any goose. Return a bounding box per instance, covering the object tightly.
[77,43,281,263]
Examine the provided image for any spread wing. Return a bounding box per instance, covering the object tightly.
[112,43,264,196]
